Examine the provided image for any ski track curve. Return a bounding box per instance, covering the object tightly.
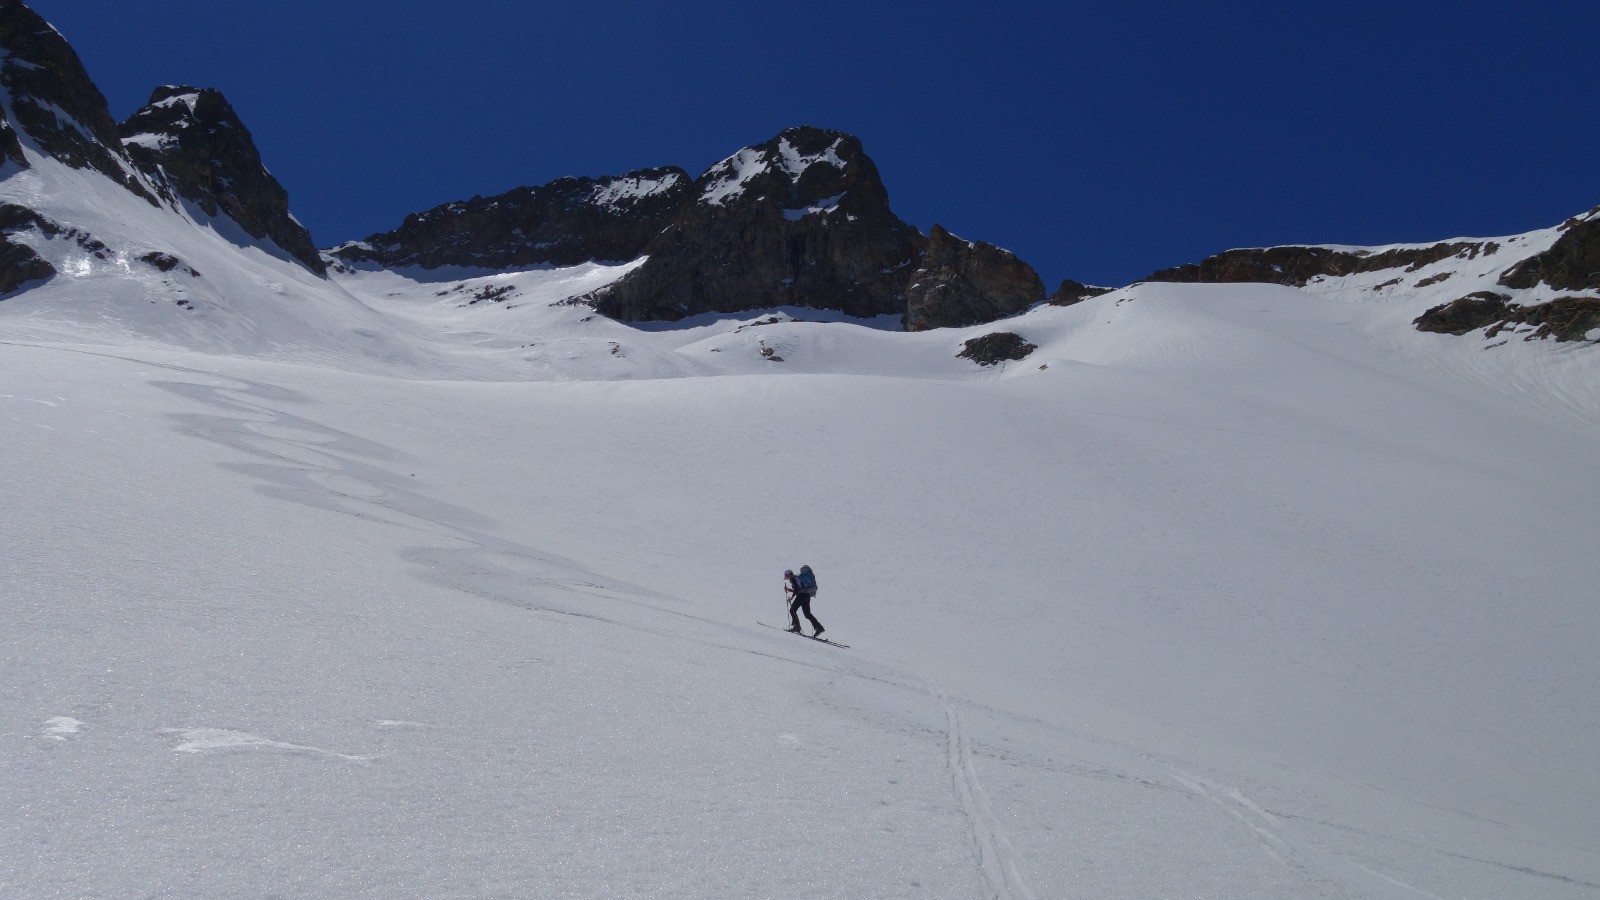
[1168,767,1449,900]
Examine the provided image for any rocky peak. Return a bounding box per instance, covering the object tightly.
[119,85,325,275]
[903,225,1046,331]
[337,123,1062,331]
[587,126,926,322]
[329,166,693,271]
[0,0,155,201]
[696,126,887,213]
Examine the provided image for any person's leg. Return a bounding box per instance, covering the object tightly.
[799,594,823,633]
[788,594,803,630]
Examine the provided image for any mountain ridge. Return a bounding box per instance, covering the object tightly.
[0,0,1595,350]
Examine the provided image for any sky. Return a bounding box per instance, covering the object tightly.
[24,0,1600,288]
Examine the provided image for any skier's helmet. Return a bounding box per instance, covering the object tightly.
[784,569,794,576]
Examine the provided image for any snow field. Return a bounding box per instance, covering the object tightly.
[6,282,1598,896]
[3,148,1600,894]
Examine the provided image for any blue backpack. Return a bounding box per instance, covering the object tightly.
[795,565,817,593]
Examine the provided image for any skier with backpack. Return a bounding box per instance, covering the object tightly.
[784,565,823,637]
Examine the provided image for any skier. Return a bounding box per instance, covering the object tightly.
[784,565,823,637]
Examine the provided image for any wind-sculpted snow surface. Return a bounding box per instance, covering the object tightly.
[3,274,1600,897]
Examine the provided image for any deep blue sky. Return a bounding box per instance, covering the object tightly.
[26,0,1600,288]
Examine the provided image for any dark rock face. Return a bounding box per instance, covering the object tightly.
[1498,210,1600,291]
[1415,291,1600,342]
[1412,291,1513,335]
[0,1,155,203]
[137,250,199,277]
[587,126,927,321]
[904,225,1045,331]
[0,113,23,168]
[1143,241,1491,287]
[120,86,325,275]
[337,125,1055,330]
[0,232,52,292]
[1048,279,1112,306]
[331,167,692,271]
[0,202,58,293]
[957,331,1037,366]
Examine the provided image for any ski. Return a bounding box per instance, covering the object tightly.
[758,622,849,648]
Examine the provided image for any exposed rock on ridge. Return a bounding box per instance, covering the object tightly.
[120,86,325,275]
[0,201,57,293]
[1143,241,1495,287]
[347,124,1050,330]
[0,1,155,202]
[586,126,928,322]
[330,167,692,271]
[1140,207,1600,345]
[580,127,1049,329]
[904,225,1045,331]
[1048,279,1113,306]
[1497,208,1600,291]
[1414,291,1600,343]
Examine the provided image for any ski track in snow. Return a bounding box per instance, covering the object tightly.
[1168,767,1450,900]
[16,341,1598,898]
[77,345,1036,896]
[920,675,1036,900]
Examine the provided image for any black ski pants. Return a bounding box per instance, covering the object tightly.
[789,591,822,632]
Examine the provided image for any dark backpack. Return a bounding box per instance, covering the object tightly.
[795,565,817,593]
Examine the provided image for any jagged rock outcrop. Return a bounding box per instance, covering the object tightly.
[957,331,1037,366]
[1498,208,1600,291]
[0,201,56,293]
[330,168,692,271]
[120,86,324,275]
[1048,279,1112,306]
[903,225,1045,331]
[587,126,926,321]
[1143,241,1495,287]
[0,1,155,202]
[0,113,23,169]
[1414,291,1600,342]
[329,125,1055,329]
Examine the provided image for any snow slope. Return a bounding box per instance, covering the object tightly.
[5,260,1600,897]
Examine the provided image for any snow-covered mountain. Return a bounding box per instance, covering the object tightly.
[4,2,1600,897]
[336,124,1047,331]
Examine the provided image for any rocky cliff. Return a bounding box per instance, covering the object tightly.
[903,225,1045,331]
[120,86,325,275]
[0,0,154,201]
[340,124,1049,330]
[329,168,692,271]
[1497,210,1600,292]
[585,127,928,322]
[0,2,329,285]
[578,127,1051,329]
